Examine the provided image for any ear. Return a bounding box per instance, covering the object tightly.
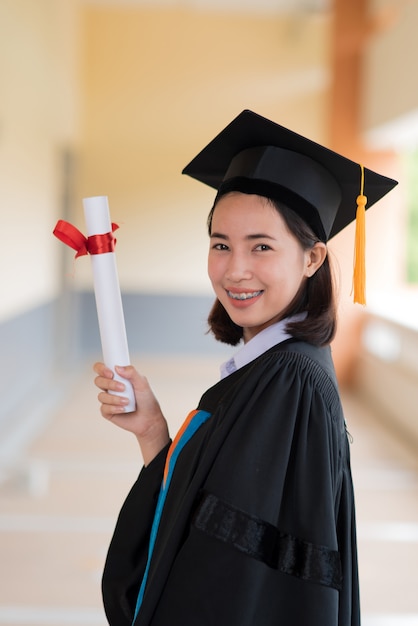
[305,242,327,278]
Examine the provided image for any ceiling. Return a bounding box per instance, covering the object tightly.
[81,0,331,15]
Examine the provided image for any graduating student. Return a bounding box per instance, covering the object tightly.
[93,110,397,626]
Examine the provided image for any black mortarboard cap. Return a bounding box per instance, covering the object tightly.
[182,109,398,242]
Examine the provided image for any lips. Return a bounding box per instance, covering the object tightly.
[227,290,263,301]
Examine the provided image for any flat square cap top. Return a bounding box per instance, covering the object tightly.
[182,110,398,240]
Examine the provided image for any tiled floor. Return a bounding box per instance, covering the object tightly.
[0,354,417,626]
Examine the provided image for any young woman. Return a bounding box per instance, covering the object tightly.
[93,111,397,626]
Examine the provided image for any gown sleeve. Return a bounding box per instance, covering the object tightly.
[102,443,170,626]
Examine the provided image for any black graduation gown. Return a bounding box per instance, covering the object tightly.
[102,339,360,626]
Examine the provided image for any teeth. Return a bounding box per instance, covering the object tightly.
[228,290,262,300]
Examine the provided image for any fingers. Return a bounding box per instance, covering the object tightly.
[94,362,127,393]
[93,362,129,417]
[92,362,154,406]
[97,388,130,418]
[97,364,160,420]
[93,362,113,377]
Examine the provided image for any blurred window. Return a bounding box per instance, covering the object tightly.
[405,148,418,284]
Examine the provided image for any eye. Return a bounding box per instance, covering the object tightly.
[254,243,272,251]
[212,242,229,251]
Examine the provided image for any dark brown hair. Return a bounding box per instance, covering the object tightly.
[207,194,337,347]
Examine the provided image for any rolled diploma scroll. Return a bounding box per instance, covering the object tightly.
[83,196,136,412]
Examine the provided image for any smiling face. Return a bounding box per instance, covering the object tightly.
[207,192,326,343]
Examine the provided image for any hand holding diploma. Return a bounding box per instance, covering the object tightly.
[93,362,170,466]
[53,195,136,412]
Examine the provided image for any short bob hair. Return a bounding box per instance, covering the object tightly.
[207,193,337,347]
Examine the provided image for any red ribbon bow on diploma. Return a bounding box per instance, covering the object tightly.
[53,220,119,257]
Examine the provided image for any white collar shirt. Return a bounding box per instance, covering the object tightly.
[220,315,303,379]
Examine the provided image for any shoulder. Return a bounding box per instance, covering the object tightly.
[201,339,341,418]
[271,339,337,382]
[258,339,341,415]
[199,339,340,412]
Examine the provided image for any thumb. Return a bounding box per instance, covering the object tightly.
[115,365,152,394]
[115,365,162,419]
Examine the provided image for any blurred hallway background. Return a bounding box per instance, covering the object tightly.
[0,0,417,624]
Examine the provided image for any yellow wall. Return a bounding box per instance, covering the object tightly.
[0,0,81,322]
[0,1,407,324]
[77,7,331,294]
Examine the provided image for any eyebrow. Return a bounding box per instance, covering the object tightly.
[210,232,276,241]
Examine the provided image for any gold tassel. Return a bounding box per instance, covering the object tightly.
[353,164,367,305]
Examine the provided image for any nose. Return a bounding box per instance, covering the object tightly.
[225,251,252,282]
